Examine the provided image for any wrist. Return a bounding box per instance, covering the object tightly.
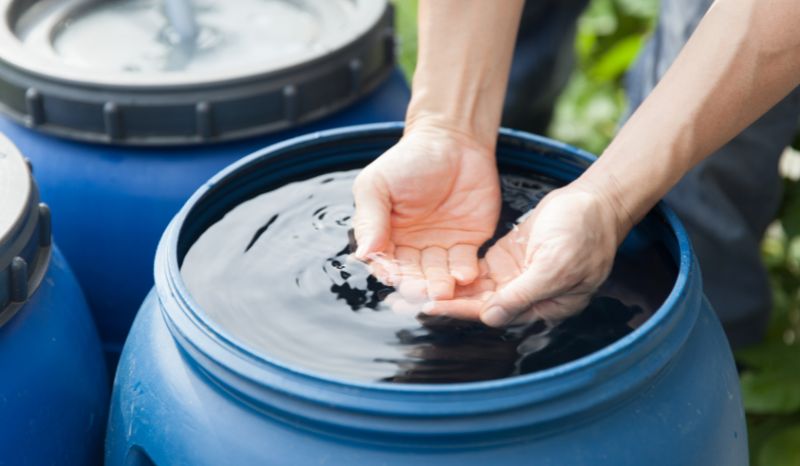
[404,111,497,155]
[405,80,501,151]
[569,173,637,247]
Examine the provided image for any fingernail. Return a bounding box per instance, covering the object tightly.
[451,270,466,282]
[482,306,511,327]
[421,302,435,313]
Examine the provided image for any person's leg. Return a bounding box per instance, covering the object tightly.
[503,0,590,134]
[625,0,800,348]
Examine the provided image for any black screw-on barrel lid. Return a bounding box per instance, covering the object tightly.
[0,134,51,325]
[0,0,395,145]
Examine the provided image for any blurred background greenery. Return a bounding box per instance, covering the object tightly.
[393,0,800,464]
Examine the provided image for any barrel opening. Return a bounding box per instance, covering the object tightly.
[170,126,682,383]
[175,128,681,302]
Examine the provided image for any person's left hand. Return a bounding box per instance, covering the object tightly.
[352,124,501,301]
[389,183,627,326]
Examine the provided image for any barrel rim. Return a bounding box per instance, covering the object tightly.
[154,122,699,437]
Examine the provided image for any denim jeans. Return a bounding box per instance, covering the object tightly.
[625,0,800,348]
[508,0,800,348]
[503,0,590,134]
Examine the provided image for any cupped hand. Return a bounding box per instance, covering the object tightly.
[419,183,628,326]
[352,124,501,300]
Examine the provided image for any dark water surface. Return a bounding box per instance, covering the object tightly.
[181,170,677,383]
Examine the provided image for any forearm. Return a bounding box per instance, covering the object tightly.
[406,0,524,149]
[579,0,800,237]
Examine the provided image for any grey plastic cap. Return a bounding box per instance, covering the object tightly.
[0,0,396,146]
[0,134,50,325]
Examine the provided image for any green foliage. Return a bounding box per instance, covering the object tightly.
[779,180,800,239]
[738,338,800,415]
[550,0,657,154]
[744,185,800,463]
[391,0,418,83]
[749,416,800,466]
[393,0,800,463]
[759,424,800,466]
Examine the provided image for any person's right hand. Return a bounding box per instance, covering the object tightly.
[352,123,501,301]
[419,181,631,326]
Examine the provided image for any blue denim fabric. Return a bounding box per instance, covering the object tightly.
[625,0,800,347]
[503,0,590,133]
[508,0,799,347]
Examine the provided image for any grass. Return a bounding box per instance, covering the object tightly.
[393,0,800,463]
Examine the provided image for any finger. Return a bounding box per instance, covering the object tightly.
[447,244,480,285]
[384,292,421,317]
[352,174,391,259]
[421,247,455,300]
[478,258,490,277]
[479,264,569,327]
[454,278,495,298]
[506,307,541,326]
[367,251,398,285]
[370,261,391,285]
[484,243,523,286]
[395,247,427,302]
[421,298,486,320]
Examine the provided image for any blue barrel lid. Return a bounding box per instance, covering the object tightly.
[0,0,394,145]
[0,135,50,325]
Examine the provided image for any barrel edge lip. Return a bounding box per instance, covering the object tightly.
[153,122,701,430]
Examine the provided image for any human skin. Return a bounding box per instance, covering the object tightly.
[354,0,800,326]
[352,0,523,301]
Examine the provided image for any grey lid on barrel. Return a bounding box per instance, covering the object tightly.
[0,134,50,324]
[0,0,395,146]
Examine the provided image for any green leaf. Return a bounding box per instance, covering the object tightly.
[737,341,800,372]
[576,26,598,62]
[391,0,418,83]
[738,341,800,415]
[787,237,800,277]
[741,370,800,415]
[588,35,645,82]
[578,0,617,38]
[758,424,800,466]
[615,0,660,19]
[748,416,800,466]
[762,234,786,269]
[780,181,800,238]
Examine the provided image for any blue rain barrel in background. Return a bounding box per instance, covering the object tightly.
[106,124,747,465]
[0,0,409,368]
[0,135,108,465]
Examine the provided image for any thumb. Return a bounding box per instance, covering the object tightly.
[352,174,391,259]
[479,263,566,327]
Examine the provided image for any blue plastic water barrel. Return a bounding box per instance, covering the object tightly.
[0,0,409,367]
[106,123,747,465]
[0,135,108,465]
